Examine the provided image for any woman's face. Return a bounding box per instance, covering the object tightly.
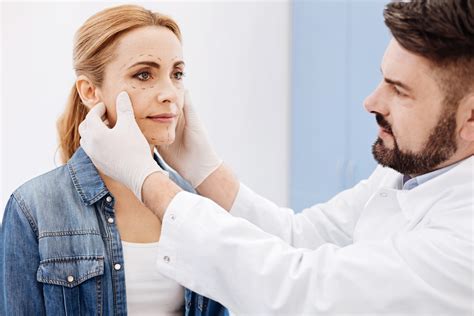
[98,26,185,147]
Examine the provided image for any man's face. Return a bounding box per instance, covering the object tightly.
[98,26,185,147]
[364,39,458,176]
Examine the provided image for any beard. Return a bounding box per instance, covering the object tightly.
[372,107,458,175]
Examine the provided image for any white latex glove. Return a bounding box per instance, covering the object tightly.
[79,91,164,201]
[158,91,222,188]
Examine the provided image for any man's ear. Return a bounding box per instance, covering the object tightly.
[76,75,101,110]
[458,93,474,142]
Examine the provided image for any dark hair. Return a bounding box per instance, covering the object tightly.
[384,0,474,106]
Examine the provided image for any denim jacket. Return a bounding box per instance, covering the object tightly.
[1,147,228,316]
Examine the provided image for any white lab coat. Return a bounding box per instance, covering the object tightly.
[156,157,474,315]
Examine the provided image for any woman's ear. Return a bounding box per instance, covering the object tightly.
[76,75,101,110]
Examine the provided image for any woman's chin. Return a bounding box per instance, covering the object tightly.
[148,137,175,146]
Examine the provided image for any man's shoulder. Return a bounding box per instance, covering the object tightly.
[364,164,402,189]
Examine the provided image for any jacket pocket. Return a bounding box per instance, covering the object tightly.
[37,256,104,315]
[37,256,104,287]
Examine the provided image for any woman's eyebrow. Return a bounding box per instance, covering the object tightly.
[174,61,185,67]
[127,60,185,69]
[128,61,160,69]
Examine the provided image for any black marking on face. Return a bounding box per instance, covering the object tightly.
[120,56,135,70]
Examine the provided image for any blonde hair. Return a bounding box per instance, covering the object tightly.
[57,5,182,163]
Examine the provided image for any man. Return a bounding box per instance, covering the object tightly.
[80,0,474,314]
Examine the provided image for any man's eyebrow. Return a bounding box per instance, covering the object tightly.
[384,77,413,92]
[380,67,413,92]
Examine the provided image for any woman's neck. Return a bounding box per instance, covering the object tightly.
[99,172,135,199]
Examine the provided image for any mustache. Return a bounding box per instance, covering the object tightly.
[375,113,392,134]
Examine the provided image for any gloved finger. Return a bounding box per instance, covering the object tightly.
[90,102,107,117]
[182,90,200,126]
[175,90,192,133]
[183,89,193,109]
[174,105,186,141]
[79,102,107,136]
[79,137,91,152]
[115,91,135,125]
[101,111,110,127]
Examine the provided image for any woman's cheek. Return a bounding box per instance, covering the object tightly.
[126,91,145,114]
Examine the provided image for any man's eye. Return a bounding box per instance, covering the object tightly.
[134,71,152,81]
[393,85,404,96]
[173,71,185,80]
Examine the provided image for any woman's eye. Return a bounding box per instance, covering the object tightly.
[173,71,185,80]
[134,71,152,81]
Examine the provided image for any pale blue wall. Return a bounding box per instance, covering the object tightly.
[291,0,390,211]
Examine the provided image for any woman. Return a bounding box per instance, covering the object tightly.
[1,5,228,315]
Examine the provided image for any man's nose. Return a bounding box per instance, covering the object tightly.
[363,81,388,116]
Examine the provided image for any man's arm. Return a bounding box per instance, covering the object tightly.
[140,166,238,220]
[142,172,182,221]
[195,163,239,211]
[152,190,472,315]
[142,164,388,252]
[192,164,387,249]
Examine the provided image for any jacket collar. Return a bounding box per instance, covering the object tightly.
[67,147,109,206]
[67,147,166,206]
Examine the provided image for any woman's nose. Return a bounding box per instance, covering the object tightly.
[156,78,178,104]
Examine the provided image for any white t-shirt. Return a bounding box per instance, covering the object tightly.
[122,240,184,315]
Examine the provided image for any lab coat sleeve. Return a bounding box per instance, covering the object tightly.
[228,167,385,249]
[156,192,472,315]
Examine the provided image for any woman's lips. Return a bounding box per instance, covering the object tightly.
[147,114,176,123]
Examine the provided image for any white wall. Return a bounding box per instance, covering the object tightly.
[0,1,290,217]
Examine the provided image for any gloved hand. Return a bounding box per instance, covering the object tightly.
[79,91,164,201]
[157,91,222,188]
